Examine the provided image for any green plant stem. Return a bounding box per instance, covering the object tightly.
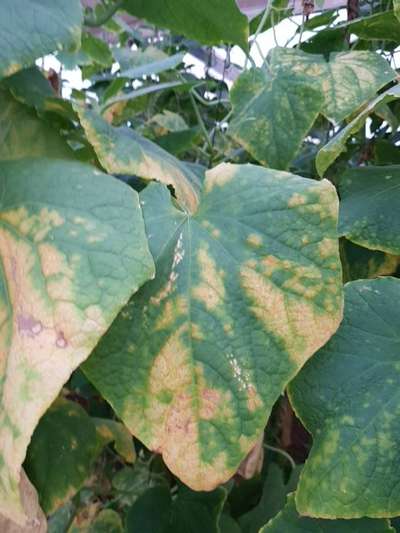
[84,0,124,27]
[191,88,229,107]
[251,0,274,65]
[188,91,213,152]
[264,444,296,469]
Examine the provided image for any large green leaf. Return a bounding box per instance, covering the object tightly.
[262,493,394,531]
[229,49,394,170]
[338,166,400,255]
[75,106,200,214]
[0,158,154,525]
[0,89,73,160]
[316,85,400,176]
[229,67,323,170]
[289,277,400,518]
[25,398,98,514]
[0,0,82,80]
[122,0,249,50]
[83,163,343,490]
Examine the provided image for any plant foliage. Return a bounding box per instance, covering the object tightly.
[0,0,400,531]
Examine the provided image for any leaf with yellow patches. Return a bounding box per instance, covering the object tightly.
[289,278,400,518]
[0,89,73,160]
[75,105,200,214]
[230,48,395,171]
[262,493,394,532]
[0,0,82,80]
[0,158,154,525]
[83,162,343,491]
[316,85,400,177]
[340,239,399,283]
[338,166,400,255]
[94,418,136,464]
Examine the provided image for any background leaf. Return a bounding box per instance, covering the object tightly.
[75,106,200,213]
[338,166,400,255]
[25,398,98,514]
[0,0,82,79]
[122,0,249,49]
[262,493,394,531]
[289,278,400,518]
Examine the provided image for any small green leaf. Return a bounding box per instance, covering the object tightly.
[289,277,400,518]
[81,33,113,68]
[239,464,300,533]
[262,493,394,531]
[337,11,400,42]
[394,0,400,22]
[0,158,154,524]
[168,485,227,533]
[340,239,399,283]
[0,89,73,160]
[338,166,400,254]
[269,48,395,124]
[83,163,343,491]
[316,85,400,176]
[25,398,97,514]
[89,510,123,533]
[229,67,323,170]
[126,485,227,533]
[112,46,167,72]
[126,485,172,532]
[119,53,185,80]
[93,418,136,464]
[75,106,200,213]
[1,67,54,110]
[0,0,83,79]
[149,111,188,134]
[123,0,249,50]
[230,48,394,170]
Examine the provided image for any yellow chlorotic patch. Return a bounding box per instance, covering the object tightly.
[309,180,339,220]
[4,63,21,77]
[288,192,307,208]
[247,233,263,248]
[246,385,263,412]
[191,323,205,341]
[240,260,342,366]
[204,163,237,194]
[120,327,239,490]
[0,207,64,243]
[318,237,337,259]
[192,248,225,311]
